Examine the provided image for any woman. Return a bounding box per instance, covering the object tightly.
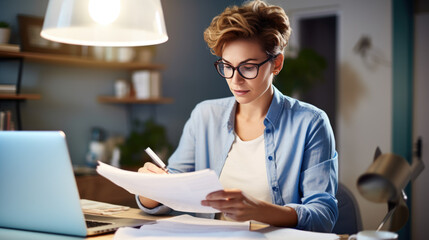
[136,0,338,232]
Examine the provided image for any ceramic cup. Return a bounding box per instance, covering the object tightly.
[117,47,136,62]
[348,231,398,240]
[115,79,129,98]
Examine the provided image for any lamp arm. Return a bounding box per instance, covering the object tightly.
[377,189,410,232]
[377,203,396,231]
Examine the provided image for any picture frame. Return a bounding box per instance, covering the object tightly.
[18,15,81,55]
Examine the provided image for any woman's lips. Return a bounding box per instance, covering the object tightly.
[234,90,250,96]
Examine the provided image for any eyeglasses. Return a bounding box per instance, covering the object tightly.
[214,55,275,80]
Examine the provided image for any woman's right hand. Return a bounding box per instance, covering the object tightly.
[137,162,167,208]
[138,162,168,174]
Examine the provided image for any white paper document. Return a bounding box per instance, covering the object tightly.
[263,228,339,240]
[96,162,223,213]
[114,214,263,240]
[113,215,339,240]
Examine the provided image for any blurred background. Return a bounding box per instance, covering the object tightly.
[0,0,427,239]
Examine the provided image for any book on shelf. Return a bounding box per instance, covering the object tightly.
[0,110,15,131]
[0,84,17,94]
[0,44,20,52]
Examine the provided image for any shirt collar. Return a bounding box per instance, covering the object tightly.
[265,85,286,129]
[224,98,237,132]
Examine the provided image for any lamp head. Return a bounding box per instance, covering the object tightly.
[357,152,411,203]
[41,0,168,47]
[357,147,425,232]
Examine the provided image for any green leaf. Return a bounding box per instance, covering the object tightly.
[274,48,327,96]
[119,118,173,166]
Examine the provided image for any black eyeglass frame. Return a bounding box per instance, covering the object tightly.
[214,54,277,80]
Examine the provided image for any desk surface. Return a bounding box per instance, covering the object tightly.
[0,208,347,240]
[88,208,270,240]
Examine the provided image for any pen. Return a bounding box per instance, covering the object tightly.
[145,147,169,173]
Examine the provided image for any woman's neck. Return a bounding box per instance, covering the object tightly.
[234,88,273,141]
[236,86,274,121]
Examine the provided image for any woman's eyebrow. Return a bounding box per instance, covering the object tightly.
[221,58,258,65]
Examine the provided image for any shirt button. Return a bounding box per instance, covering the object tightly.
[266,129,271,134]
[272,186,278,192]
[268,156,273,161]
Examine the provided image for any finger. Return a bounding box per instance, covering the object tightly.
[137,166,151,173]
[139,162,167,174]
[137,163,153,173]
[206,189,244,200]
[202,197,245,209]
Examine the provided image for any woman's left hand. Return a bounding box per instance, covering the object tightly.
[201,189,263,221]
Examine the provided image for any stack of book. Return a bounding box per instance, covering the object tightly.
[0,84,16,94]
[0,110,15,131]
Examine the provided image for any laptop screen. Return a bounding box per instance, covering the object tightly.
[0,131,87,236]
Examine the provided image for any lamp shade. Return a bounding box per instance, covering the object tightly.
[357,147,425,231]
[41,0,168,47]
[357,153,411,203]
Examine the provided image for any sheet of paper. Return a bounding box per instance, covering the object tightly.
[155,214,250,231]
[113,215,339,240]
[113,214,265,240]
[96,162,223,213]
[262,227,339,240]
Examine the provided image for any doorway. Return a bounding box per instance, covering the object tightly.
[298,15,338,134]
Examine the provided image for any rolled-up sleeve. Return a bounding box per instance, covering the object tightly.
[279,106,338,232]
[135,195,172,215]
[286,153,338,232]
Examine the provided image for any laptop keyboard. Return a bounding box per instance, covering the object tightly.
[86,220,113,228]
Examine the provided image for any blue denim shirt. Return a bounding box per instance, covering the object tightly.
[137,86,338,232]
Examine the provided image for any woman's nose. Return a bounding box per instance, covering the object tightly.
[230,70,245,84]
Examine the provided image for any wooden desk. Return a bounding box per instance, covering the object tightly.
[86,209,348,240]
[0,208,347,240]
[87,208,269,239]
[86,208,168,240]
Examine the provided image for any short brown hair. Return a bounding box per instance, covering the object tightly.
[203,0,291,57]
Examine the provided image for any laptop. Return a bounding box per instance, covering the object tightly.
[0,131,151,237]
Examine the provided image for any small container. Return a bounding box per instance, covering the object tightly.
[115,79,130,98]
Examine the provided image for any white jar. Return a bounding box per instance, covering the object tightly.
[115,79,129,98]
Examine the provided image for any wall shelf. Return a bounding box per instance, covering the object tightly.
[0,50,172,130]
[97,96,173,104]
[0,51,165,70]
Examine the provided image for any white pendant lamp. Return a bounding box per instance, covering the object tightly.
[41,0,168,47]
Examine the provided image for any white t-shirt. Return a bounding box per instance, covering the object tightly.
[219,133,272,204]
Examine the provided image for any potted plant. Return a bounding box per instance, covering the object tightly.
[0,21,11,44]
[274,48,326,97]
[119,118,173,167]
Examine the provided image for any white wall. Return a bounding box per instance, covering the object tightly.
[269,0,393,230]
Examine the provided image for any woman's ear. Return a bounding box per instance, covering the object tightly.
[273,53,284,75]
